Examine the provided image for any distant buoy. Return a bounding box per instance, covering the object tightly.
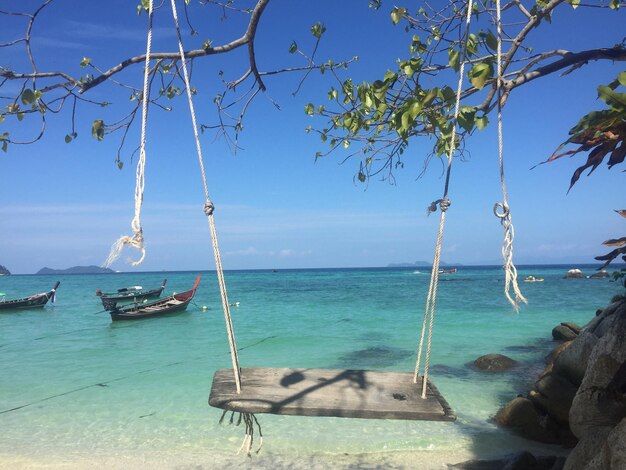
[230,301,240,307]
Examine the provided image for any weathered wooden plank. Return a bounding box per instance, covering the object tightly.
[209,368,456,421]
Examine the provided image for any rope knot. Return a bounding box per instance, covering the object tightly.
[204,200,215,216]
[439,197,451,212]
[493,202,510,219]
[427,197,451,215]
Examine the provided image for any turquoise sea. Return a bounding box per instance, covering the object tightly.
[0,266,623,469]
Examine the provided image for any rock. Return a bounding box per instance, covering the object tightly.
[533,373,578,424]
[569,304,626,439]
[566,269,585,279]
[0,264,10,275]
[495,397,561,444]
[473,353,518,372]
[546,341,572,364]
[585,300,625,338]
[553,324,579,341]
[561,322,582,335]
[586,417,626,469]
[553,332,599,386]
[589,270,609,279]
[563,428,612,470]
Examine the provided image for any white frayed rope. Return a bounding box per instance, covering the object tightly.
[103,0,153,268]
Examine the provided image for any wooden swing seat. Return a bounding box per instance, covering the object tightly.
[209,367,456,421]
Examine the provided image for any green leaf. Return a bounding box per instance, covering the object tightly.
[310,22,326,39]
[409,100,422,118]
[21,89,37,105]
[617,71,626,87]
[422,88,437,107]
[468,62,493,90]
[475,115,489,130]
[80,57,91,68]
[457,106,476,132]
[448,47,460,72]
[357,171,366,182]
[484,30,498,51]
[401,110,414,130]
[289,41,297,54]
[598,85,626,110]
[0,115,4,123]
[16,112,24,121]
[92,119,105,141]
[1,140,7,152]
[137,0,149,14]
[65,134,72,143]
[202,39,213,50]
[390,7,406,25]
[304,103,315,115]
[383,70,397,83]
[609,0,620,9]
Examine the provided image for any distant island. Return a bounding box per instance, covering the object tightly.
[387,260,460,268]
[37,265,115,275]
[0,264,11,275]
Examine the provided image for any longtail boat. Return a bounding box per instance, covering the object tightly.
[438,268,458,274]
[0,281,60,311]
[97,279,167,310]
[109,276,200,321]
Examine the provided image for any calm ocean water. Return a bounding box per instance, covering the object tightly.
[0,265,622,468]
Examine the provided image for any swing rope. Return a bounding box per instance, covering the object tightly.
[104,0,153,268]
[168,0,242,394]
[494,0,526,310]
[414,0,474,398]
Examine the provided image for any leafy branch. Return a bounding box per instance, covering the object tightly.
[306,0,625,182]
[0,0,352,160]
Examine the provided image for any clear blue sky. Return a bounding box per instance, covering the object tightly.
[1,1,624,274]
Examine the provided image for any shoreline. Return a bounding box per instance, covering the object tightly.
[0,445,571,469]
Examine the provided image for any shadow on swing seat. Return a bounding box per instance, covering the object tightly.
[209,367,456,421]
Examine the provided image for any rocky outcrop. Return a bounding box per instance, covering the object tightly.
[552,323,582,341]
[0,264,10,275]
[552,332,598,386]
[495,396,563,444]
[589,270,609,279]
[472,353,518,372]
[565,269,585,279]
[565,302,626,469]
[494,299,626,468]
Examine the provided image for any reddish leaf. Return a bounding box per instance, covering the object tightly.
[608,141,626,168]
[616,210,626,218]
[602,237,626,247]
[568,140,618,191]
[595,246,626,269]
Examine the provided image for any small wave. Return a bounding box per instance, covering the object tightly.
[412,270,421,274]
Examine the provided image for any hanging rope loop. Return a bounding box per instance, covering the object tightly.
[493,202,509,219]
[204,200,215,216]
[493,0,526,310]
[103,0,153,269]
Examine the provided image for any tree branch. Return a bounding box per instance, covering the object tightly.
[505,46,626,92]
